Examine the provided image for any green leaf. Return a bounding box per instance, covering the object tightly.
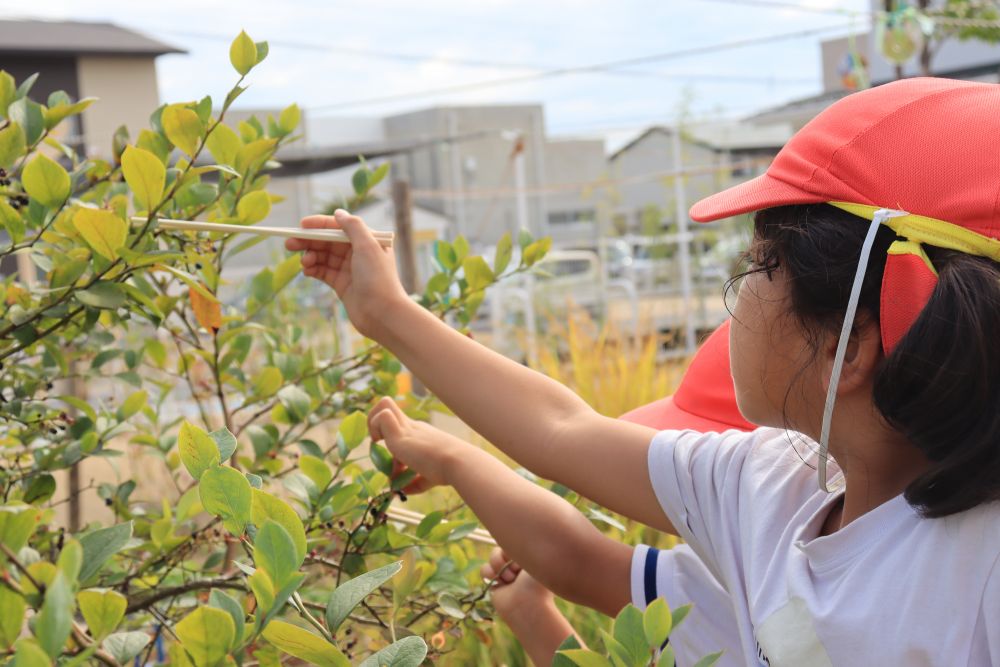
[0,71,15,119]
[200,466,253,535]
[252,366,283,397]
[77,282,126,310]
[272,253,301,292]
[494,232,513,274]
[12,639,50,667]
[0,121,25,170]
[115,390,147,422]
[299,455,332,490]
[599,629,633,667]
[370,443,394,477]
[251,489,307,565]
[23,153,70,209]
[162,103,203,157]
[7,97,44,146]
[552,634,584,667]
[36,572,73,658]
[0,585,26,649]
[352,168,369,196]
[338,412,368,450]
[237,190,271,225]
[415,510,443,539]
[358,636,428,667]
[210,427,238,461]
[690,651,724,667]
[72,208,127,261]
[78,521,133,582]
[254,41,269,65]
[462,256,494,292]
[121,145,166,211]
[254,520,302,588]
[261,620,350,667]
[175,606,235,667]
[556,649,613,667]
[437,592,465,619]
[78,589,126,640]
[453,236,469,263]
[102,631,150,664]
[368,162,390,189]
[277,385,311,423]
[325,561,402,633]
[643,597,672,649]
[209,590,245,646]
[434,240,458,272]
[229,31,258,76]
[0,200,24,243]
[178,421,222,480]
[205,123,241,166]
[612,604,647,665]
[278,103,301,134]
[24,474,56,504]
[656,645,676,667]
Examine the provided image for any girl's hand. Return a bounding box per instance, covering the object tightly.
[367,397,468,494]
[285,210,410,339]
[481,547,554,620]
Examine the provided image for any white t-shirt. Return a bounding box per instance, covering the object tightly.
[631,543,746,667]
[645,427,1000,667]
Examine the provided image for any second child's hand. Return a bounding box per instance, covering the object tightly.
[288,212,671,534]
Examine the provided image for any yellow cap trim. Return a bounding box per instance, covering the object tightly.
[886,240,938,276]
[829,202,1000,263]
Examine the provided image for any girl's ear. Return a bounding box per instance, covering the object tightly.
[819,316,883,395]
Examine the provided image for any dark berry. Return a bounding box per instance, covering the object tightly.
[104,498,113,506]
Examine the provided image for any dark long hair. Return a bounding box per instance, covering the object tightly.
[739,203,1000,518]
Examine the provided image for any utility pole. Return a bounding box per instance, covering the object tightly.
[391,178,419,295]
[671,126,696,355]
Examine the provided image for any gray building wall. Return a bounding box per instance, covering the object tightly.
[542,138,606,247]
[384,105,547,247]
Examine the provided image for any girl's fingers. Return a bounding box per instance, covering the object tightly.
[402,475,438,495]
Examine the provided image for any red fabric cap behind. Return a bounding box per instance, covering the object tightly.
[619,320,755,432]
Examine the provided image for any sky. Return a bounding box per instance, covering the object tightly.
[0,0,874,145]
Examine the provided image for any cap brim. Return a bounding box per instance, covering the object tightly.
[619,397,739,433]
[690,172,826,223]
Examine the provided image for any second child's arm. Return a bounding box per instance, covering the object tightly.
[289,212,672,534]
[369,398,634,616]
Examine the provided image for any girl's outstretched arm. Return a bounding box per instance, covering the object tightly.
[369,397,636,615]
[288,212,672,533]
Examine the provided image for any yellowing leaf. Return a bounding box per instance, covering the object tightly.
[237,190,271,225]
[0,121,25,170]
[121,145,165,211]
[252,367,282,397]
[261,620,349,667]
[22,153,70,209]
[162,104,203,157]
[251,489,307,564]
[175,607,235,667]
[77,589,127,640]
[190,285,222,331]
[229,31,258,76]
[177,421,221,481]
[278,104,300,134]
[72,208,127,261]
[272,254,301,292]
[205,123,241,166]
[199,466,252,535]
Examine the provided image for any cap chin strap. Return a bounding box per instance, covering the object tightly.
[817,208,908,493]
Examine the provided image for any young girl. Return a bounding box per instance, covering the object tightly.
[287,77,1000,665]
[383,322,753,666]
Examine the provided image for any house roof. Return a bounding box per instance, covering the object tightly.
[0,20,185,57]
[608,126,715,162]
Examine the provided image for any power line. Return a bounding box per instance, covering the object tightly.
[310,23,853,112]
[160,27,815,85]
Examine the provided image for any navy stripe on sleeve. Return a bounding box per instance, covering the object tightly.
[643,546,660,607]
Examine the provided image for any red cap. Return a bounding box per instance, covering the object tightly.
[690,77,1000,241]
[619,320,755,432]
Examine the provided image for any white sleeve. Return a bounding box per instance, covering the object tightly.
[630,544,746,667]
[646,429,754,585]
[979,555,1000,663]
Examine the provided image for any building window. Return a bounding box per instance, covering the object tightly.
[547,209,596,225]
